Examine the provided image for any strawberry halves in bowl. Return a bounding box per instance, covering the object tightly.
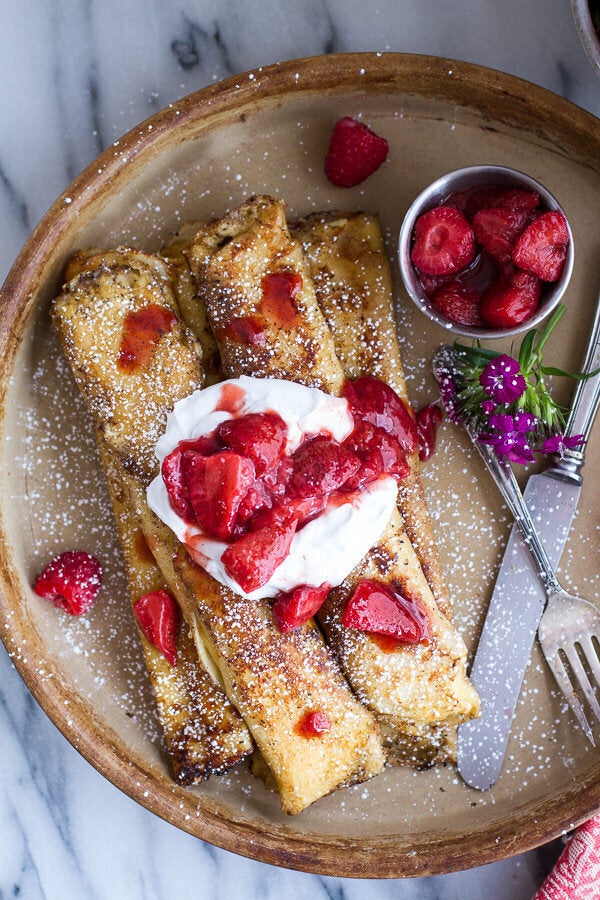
[398,165,573,339]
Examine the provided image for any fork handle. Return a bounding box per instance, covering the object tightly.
[469,432,562,597]
[551,290,600,482]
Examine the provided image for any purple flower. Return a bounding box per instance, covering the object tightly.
[478,411,538,464]
[479,354,527,404]
[541,433,586,457]
[481,399,496,415]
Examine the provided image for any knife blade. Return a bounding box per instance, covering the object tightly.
[457,295,600,791]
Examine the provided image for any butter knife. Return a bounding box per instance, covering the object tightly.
[456,294,600,791]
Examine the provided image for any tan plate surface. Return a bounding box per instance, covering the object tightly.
[1,53,599,878]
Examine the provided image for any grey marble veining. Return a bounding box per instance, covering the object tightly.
[1,1,598,897]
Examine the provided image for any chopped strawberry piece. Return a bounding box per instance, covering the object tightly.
[287,438,360,499]
[465,187,540,219]
[429,279,483,327]
[162,434,223,523]
[324,116,389,188]
[342,376,418,454]
[162,446,195,522]
[479,269,542,328]
[411,206,476,276]
[234,480,273,531]
[252,493,326,533]
[512,210,570,282]
[133,588,180,666]
[296,710,332,737]
[343,421,409,488]
[416,404,443,461]
[185,450,256,541]
[472,206,533,264]
[272,582,330,632]
[33,550,102,616]
[342,579,431,644]
[221,516,297,593]
[217,412,288,476]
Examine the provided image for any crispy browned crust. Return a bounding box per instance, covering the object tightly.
[292,211,451,620]
[53,244,385,815]
[100,442,253,783]
[184,196,345,394]
[186,198,479,766]
[161,226,222,386]
[54,249,205,482]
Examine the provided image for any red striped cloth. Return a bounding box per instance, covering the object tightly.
[534,816,600,899]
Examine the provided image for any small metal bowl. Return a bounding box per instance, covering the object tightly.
[398,164,574,340]
[572,0,600,77]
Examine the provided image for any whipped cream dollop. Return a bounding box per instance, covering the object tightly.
[147,376,398,600]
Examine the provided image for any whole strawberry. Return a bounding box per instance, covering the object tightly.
[324,117,389,188]
[33,550,102,615]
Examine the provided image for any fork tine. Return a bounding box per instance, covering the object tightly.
[575,636,600,722]
[541,646,596,745]
[578,634,600,682]
[561,642,600,725]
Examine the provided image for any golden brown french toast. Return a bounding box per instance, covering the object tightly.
[183,196,345,394]
[100,441,254,782]
[185,197,479,765]
[292,211,451,620]
[56,248,205,481]
[53,247,385,815]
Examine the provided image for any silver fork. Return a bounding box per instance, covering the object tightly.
[468,433,600,744]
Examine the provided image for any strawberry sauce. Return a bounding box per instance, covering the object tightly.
[118,304,177,372]
[220,315,266,346]
[260,271,302,328]
[295,710,332,737]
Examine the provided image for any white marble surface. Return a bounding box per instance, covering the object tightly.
[1,1,598,897]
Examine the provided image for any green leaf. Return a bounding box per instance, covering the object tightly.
[541,365,600,380]
[518,330,536,372]
[535,304,565,356]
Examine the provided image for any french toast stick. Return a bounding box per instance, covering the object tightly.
[59,248,253,779]
[53,248,385,815]
[291,211,451,620]
[99,440,253,782]
[185,197,479,766]
[291,212,478,763]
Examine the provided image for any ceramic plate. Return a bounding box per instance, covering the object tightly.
[1,53,599,878]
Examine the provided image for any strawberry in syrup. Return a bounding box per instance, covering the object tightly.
[287,438,361,499]
[410,206,476,276]
[342,579,431,644]
[133,588,180,666]
[430,280,482,327]
[343,420,409,489]
[512,210,570,282]
[185,450,256,541]
[221,515,298,594]
[479,269,542,328]
[217,411,288,476]
[342,375,418,455]
[272,583,331,632]
[464,186,540,219]
[472,206,533,264]
[415,405,443,462]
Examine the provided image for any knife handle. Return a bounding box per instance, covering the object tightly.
[561,292,600,469]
